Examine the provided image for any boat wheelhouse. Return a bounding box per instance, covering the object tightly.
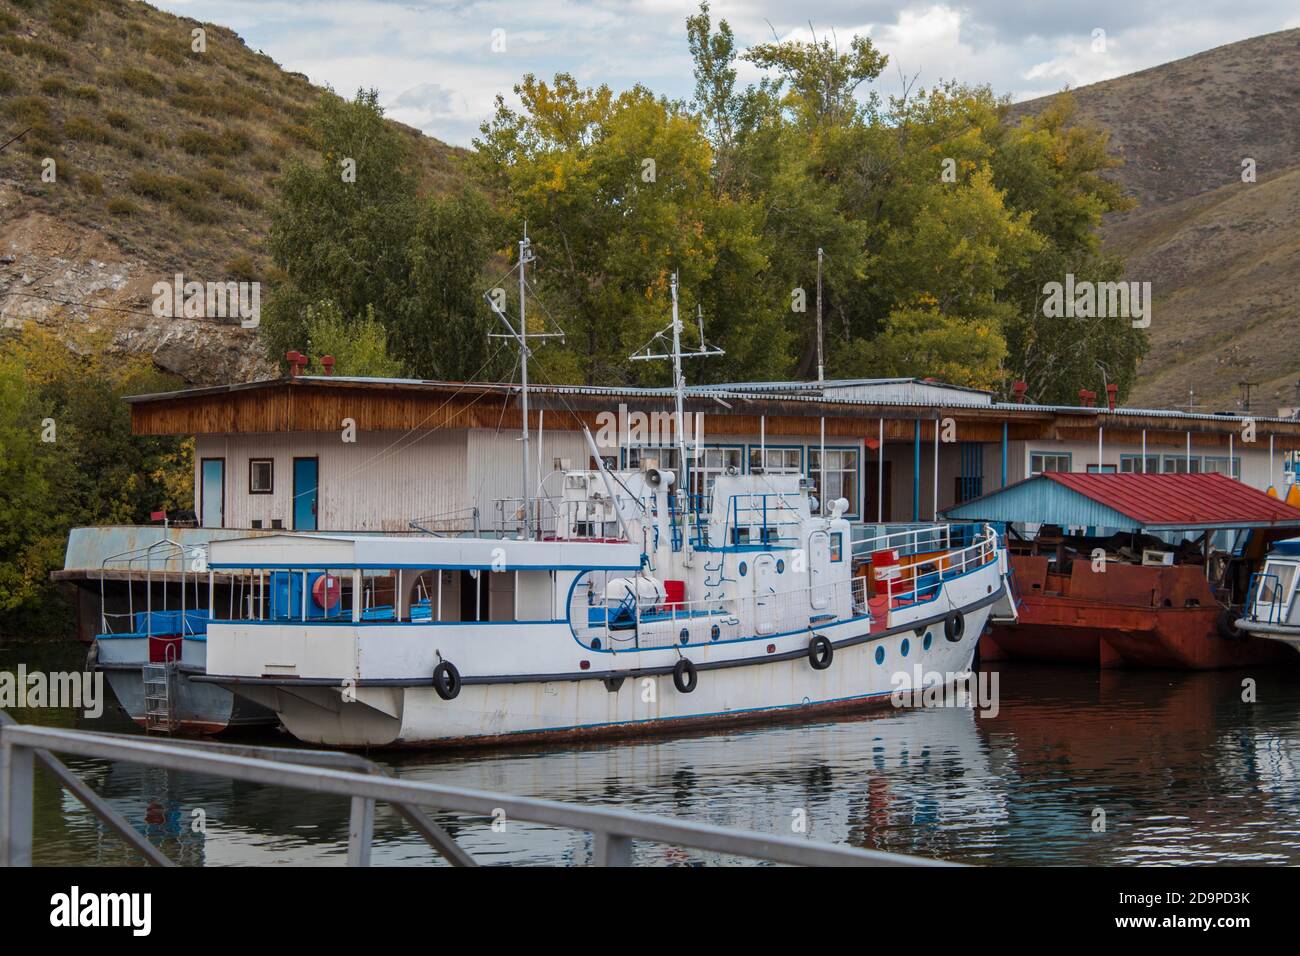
[1238,538,1300,654]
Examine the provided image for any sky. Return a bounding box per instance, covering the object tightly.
[157,1,1300,147]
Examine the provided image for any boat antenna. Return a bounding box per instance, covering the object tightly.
[630,274,723,549]
[484,224,565,539]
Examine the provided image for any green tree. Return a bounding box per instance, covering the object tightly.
[0,327,191,636]
[303,301,402,377]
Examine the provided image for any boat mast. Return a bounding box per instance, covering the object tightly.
[629,274,723,553]
[817,247,826,516]
[670,274,688,482]
[519,229,532,536]
[485,225,563,539]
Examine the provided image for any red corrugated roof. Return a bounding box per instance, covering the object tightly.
[1043,472,1300,528]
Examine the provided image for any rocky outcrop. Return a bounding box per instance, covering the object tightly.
[0,198,272,384]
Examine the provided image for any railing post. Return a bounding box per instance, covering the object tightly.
[0,732,34,867]
[593,830,633,866]
[347,796,375,866]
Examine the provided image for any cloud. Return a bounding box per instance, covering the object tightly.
[158,0,1300,144]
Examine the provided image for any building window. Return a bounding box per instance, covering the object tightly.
[809,448,860,515]
[1086,464,1117,473]
[691,447,744,500]
[749,446,802,474]
[1162,456,1201,473]
[1120,455,1159,474]
[249,458,274,494]
[624,446,680,472]
[1030,452,1071,474]
[1202,456,1241,478]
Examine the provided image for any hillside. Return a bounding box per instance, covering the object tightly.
[0,0,465,383]
[1011,28,1300,413]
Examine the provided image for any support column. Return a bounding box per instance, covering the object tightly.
[1001,421,1008,488]
[878,418,885,524]
[912,420,921,522]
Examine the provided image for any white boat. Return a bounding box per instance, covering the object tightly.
[1237,537,1300,655]
[194,469,1012,747]
[194,245,1014,748]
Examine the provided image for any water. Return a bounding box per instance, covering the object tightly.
[6,642,1300,866]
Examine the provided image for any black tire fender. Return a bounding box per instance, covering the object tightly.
[944,612,965,643]
[433,660,461,700]
[808,634,833,670]
[1217,607,1246,642]
[673,658,698,693]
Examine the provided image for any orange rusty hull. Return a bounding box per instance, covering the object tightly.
[987,594,1291,670]
[987,554,1292,670]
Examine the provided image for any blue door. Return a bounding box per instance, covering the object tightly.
[200,458,224,527]
[293,457,318,530]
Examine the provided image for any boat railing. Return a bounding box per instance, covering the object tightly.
[0,715,951,867]
[1243,571,1286,625]
[872,527,1000,622]
[97,538,210,639]
[852,524,960,560]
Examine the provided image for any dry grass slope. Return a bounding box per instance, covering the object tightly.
[0,0,466,382]
[1012,28,1300,413]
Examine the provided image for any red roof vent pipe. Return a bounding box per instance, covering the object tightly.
[321,355,336,376]
[1105,383,1118,411]
[1012,381,1027,404]
[285,350,306,378]
[1078,388,1096,408]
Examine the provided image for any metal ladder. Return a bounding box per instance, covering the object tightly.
[142,660,176,734]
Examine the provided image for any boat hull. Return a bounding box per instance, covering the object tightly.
[984,603,1292,669]
[219,609,990,747]
[97,636,278,735]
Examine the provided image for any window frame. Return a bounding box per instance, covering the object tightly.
[809,445,861,518]
[249,457,275,495]
[1030,451,1072,475]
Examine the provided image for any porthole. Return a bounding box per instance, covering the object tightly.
[679,627,690,645]
[875,646,885,665]
[710,624,721,641]
[739,561,748,577]
[923,632,933,652]
[901,638,910,658]
[776,559,786,574]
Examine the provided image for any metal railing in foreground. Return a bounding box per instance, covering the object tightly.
[0,718,954,868]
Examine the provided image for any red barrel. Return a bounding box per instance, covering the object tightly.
[312,574,341,610]
[663,579,686,610]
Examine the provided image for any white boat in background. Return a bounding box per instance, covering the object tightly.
[1237,537,1300,655]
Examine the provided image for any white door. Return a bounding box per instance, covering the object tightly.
[808,532,831,610]
[754,554,777,635]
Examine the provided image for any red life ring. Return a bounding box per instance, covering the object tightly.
[312,574,341,610]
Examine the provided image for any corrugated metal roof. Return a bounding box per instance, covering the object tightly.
[944,473,1300,531]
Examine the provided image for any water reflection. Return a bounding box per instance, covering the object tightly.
[7,641,1300,866]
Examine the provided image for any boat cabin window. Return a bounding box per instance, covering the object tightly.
[1259,563,1297,604]
[226,567,556,624]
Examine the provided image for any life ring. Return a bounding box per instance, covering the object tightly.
[808,634,833,670]
[673,658,698,693]
[1217,607,1246,641]
[944,612,965,642]
[312,573,341,610]
[433,660,461,700]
